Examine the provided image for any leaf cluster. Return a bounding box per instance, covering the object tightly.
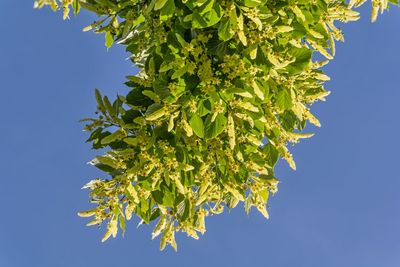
[36,0,398,250]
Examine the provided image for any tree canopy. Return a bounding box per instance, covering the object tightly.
[36,0,397,251]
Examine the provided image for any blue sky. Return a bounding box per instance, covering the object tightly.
[1,1,399,267]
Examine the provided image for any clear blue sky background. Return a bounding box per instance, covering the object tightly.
[1,1,399,266]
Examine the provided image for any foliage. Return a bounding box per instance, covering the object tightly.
[36,0,397,250]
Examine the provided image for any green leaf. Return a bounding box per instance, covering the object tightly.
[119,214,126,236]
[105,31,114,49]
[236,102,260,113]
[204,113,227,139]
[287,47,312,74]
[291,5,305,21]
[73,0,81,15]
[243,0,261,7]
[142,90,160,103]
[152,186,175,207]
[101,130,125,145]
[154,0,169,10]
[82,17,108,32]
[251,80,264,100]
[275,26,293,33]
[95,89,105,112]
[126,88,153,107]
[218,18,234,41]
[192,2,222,28]
[197,99,211,116]
[225,184,245,201]
[189,114,204,138]
[191,12,208,28]
[160,0,175,21]
[175,33,188,48]
[198,0,214,13]
[93,156,119,169]
[262,143,279,167]
[103,96,116,117]
[145,103,167,121]
[226,87,253,98]
[275,89,293,111]
[123,137,138,146]
[126,184,140,203]
[171,65,188,80]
